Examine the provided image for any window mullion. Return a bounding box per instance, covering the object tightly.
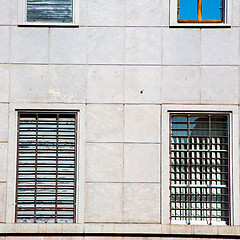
[198,0,203,21]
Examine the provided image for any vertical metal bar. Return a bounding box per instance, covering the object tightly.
[34,113,39,223]
[15,112,21,222]
[198,0,202,21]
[227,114,231,225]
[209,115,212,225]
[73,112,78,223]
[55,114,59,223]
[187,114,190,224]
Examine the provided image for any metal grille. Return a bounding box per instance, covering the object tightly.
[27,0,73,23]
[170,113,230,225]
[16,112,77,223]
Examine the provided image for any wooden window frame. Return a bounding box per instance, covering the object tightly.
[177,0,223,23]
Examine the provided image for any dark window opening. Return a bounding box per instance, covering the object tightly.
[170,113,230,225]
[16,112,77,223]
[26,0,73,23]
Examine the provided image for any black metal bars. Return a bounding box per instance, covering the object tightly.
[170,113,230,225]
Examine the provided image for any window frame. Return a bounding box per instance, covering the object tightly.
[161,105,239,225]
[18,0,80,27]
[6,104,85,224]
[169,113,230,225]
[170,0,232,27]
[15,111,78,223]
[177,0,223,23]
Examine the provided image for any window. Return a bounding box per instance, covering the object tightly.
[26,0,73,23]
[15,112,77,223]
[178,0,223,23]
[18,0,79,25]
[170,113,230,225]
[170,0,231,26]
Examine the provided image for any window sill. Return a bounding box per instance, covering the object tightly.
[18,23,79,27]
[170,23,231,28]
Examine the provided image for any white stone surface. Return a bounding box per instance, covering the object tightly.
[0,183,6,222]
[87,104,123,142]
[49,65,87,103]
[124,66,161,104]
[232,0,240,26]
[123,183,160,223]
[88,28,124,64]
[125,28,162,64]
[0,27,10,63]
[126,0,162,26]
[86,143,123,182]
[124,105,160,143]
[124,144,160,182]
[201,28,239,65]
[10,0,18,25]
[201,66,239,104]
[88,0,125,26]
[0,143,8,182]
[85,183,123,222]
[162,66,200,104]
[0,65,9,102]
[10,65,49,102]
[162,28,200,65]
[10,27,48,64]
[162,0,169,26]
[87,65,124,103]
[0,0,10,24]
[50,28,87,64]
[0,104,8,142]
[79,0,88,26]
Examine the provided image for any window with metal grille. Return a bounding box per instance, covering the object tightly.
[16,112,77,223]
[26,0,73,23]
[170,113,230,225]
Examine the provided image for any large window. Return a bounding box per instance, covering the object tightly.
[15,112,77,223]
[170,113,230,225]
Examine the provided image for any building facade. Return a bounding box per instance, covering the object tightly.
[0,0,240,239]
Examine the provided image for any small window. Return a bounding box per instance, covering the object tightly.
[178,0,223,23]
[15,112,77,223]
[170,113,230,225]
[26,0,73,23]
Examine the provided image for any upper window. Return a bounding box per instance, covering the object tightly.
[170,113,230,225]
[170,0,231,26]
[178,0,223,23]
[26,0,73,23]
[15,112,77,223]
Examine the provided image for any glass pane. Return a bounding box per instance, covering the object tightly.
[179,0,198,20]
[202,0,222,20]
[27,0,73,23]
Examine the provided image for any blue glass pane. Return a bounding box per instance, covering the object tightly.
[202,0,222,20]
[179,0,198,20]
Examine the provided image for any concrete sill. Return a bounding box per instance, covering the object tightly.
[18,23,79,27]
